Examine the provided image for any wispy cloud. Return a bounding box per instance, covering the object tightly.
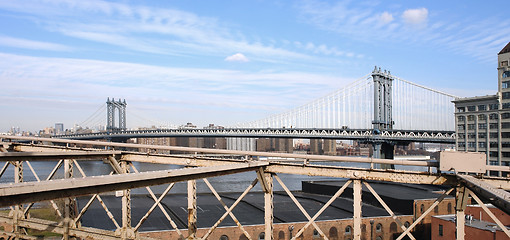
[402,8,428,25]
[0,0,362,66]
[297,0,510,63]
[0,52,355,128]
[0,35,73,51]
[225,53,249,62]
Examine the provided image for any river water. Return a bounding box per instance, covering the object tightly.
[0,159,429,194]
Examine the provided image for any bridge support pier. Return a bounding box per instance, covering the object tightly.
[372,142,395,169]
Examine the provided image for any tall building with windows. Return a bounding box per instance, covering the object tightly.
[453,42,510,175]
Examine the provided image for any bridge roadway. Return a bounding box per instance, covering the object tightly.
[57,127,456,143]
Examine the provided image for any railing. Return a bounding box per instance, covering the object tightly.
[0,135,508,240]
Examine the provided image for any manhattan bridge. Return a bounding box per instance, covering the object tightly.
[1,67,509,240]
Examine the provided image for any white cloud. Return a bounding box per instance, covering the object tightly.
[225,53,249,62]
[402,8,428,25]
[0,35,72,51]
[379,12,394,24]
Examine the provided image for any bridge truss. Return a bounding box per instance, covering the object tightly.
[1,135,509,240]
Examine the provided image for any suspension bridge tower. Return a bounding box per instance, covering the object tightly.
[371,67,395,160]
[106,98,127,132]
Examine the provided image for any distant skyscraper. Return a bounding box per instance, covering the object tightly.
[55,123,64,135]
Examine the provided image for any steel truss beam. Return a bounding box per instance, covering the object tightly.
[0,162,268,207]
[457,174,510,215]
[0,151,121,161]
[0,213,155,240]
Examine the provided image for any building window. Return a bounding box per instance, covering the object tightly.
[447,203,452,213]
[278,231,285,240]
[502,142,510,148]
[328,227,338,239]
[458,133,465,139]
[345,226,352,235]
[503,81,510,89]
[503,132,510,138]
[376,223,382,232]
[468,142,476,148]
[479,142,487,148]
[503,113,510,119]
[467,105,476,111]
[239,234,249,240]
[503,92,510,99]
[478,114,487,120]
[258,232,265,240]
[503,71,510,78]
[457,107,465,112]
[434,205,439,213]
[502,61,509,67]
[468,124,475,130]
[467,115,475,121]
[490,123,498,129]
[457,116,465,122]
[503,152,510,158]
[390,222,397,233]
[478,133,487,139]
[439,224,443,236]
[490,113,499,119]
[503,123,510,129]
[490,151,499,157]
[313,229,319,237]
[491,142,498,148]
[478,105,487,111]
[458,142,466,148]
[220,235,229,240]
[490,132,499,138]
[479,123,487,129]
[503,103,510,109]
[457,125,465,131]
[468,133,476,139]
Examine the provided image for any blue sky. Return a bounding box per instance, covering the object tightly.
[0,0,508,132]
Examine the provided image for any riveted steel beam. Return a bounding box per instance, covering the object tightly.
[0,162,268,208]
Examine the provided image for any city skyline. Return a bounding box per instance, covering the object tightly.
[1,0,509,132]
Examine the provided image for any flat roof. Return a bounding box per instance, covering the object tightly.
[434,214,510,232]
[452,94,498,103]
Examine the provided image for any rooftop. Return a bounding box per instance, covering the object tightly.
[499,42,510,55]
[434,214,510,233]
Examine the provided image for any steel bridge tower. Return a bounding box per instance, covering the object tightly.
[106,98,127,132]
[371,67,395,161]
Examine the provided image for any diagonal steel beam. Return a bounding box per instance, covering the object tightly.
[23,161,63,218]
[396,188,454,240]
[0,162,268,207]
[363,181,416,240]
[71,162,121,230]
[130,163,184,238]
[468,189,510,238]
[202,178,253,240]
[201,178,258,240]
[294,180,352,239]
[273,174,328,240]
